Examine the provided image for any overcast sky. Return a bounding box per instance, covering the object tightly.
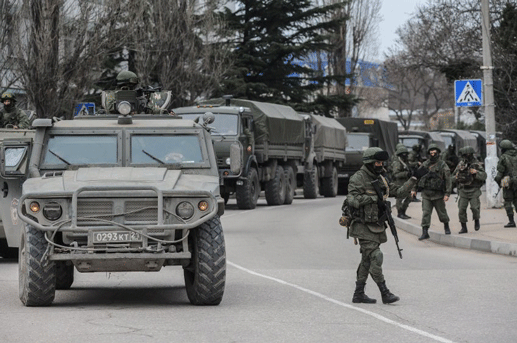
[377,0,426,59]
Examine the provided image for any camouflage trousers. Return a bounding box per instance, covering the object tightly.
[421,197,449,228]
[503,188,517,217]
[356,239,384,284]
[396,195,412,213]
[458,195,481,223]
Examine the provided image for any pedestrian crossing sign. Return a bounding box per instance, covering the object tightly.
[455,80,483,107]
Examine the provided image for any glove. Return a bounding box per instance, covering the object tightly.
[413,166,429,179]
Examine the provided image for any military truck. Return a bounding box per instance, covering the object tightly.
[434,129,479,155]
[0,113,228,306]
[174,99,346,208]
[0,128,35,259]
[334,118,398,193]
[398,130,446,152]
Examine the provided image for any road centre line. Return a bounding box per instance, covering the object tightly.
[228,261,455,343]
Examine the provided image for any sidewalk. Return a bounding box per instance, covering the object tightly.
[393,190,517,257]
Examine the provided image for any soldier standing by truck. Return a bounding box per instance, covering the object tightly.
[345,147,420,304]
[391,146,413,219]
[412,143,452,240]
[453,146,486,233]
[0,93,30,129]
[494,140,517,228]
[408,144,424,202]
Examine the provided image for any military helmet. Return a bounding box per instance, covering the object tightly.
[363,147,389,164]
[116,71,139,86]
[1,92,16,102]
[460,146,475,156]
[396,143,405,150]
[500,139,514,150]
[427,143,441,154]
[396,146,409,156]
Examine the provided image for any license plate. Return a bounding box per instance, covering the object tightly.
[92,231,142,243]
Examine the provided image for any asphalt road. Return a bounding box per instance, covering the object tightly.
[1,194,517,343]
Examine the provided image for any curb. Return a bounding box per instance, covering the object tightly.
[393,217,517,257]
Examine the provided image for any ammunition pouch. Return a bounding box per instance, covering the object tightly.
[420,171,445,191]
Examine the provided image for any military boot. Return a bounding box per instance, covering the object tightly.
[474,219,480,231]
[459,222,468,234]
[377,281,400,304]
[352,281,377,304]
[418,227,430,240]
[444,222,451,235]
[504,216,516,228]
[397,211,411,220]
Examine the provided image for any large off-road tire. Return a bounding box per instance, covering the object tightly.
[265,165,286,205]
[321,166,338,197]
[303,164,319,199]
[0,238,18,259]
[19,225,56,306]
[55,261,74,290]
[184,215,226,305]
[284,165,296,205]
[236,168,260,209]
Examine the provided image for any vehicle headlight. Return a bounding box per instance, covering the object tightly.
[226,157,231,165]
[30,201,41,213]
[42,202,63,221]
[117,101,132,115]
[176,202,194,220]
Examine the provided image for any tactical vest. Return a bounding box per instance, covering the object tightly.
[419,161,445,191]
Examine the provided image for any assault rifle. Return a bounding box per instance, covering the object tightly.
[371,179,403,259]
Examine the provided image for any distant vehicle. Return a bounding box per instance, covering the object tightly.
[0,113,227,306]
[434,129,479,156]
[398,130,446,152]
[334,118,398,193]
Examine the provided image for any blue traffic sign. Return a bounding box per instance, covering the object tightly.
[455,80,483,107]
[74,102,96,116]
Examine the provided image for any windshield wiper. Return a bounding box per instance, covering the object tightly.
[48,149,71,165]
[142,150,166,165]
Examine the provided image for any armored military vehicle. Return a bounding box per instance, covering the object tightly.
[0,113,227,306]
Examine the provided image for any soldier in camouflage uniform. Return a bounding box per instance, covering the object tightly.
[346,147,419,304]
[390,146,413,219]
[0,93,30,129]
[494,140,517,228]
[411,143,452,240]
[104,71,140,114]
[408,144,424,202]
[453,146,486,233]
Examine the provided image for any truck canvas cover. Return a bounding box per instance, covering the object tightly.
[202,98,305,145]
[334,118,398,155]
[310,114,347,151]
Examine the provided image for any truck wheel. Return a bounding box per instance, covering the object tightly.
[0,238,18,259]
[321,166,338,197]
[55,261,74,290]
[236,168,260,209]
[303,165,319,199]
[265,165,286,205]
[184,215,226,305]
[284,165,296,205]
[19,225,56,306]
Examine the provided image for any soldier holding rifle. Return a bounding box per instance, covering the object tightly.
[342,147,425,305]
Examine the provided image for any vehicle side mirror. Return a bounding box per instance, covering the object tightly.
[1,142,31,178]
[203,112,215,125]
[230,142,242,175]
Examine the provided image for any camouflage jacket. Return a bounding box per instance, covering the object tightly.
[0,107,30,129]
[390,157,411,186]
[495,149,517,186]
[453,159,486,197]
[408,150,423,169]
[416,159,452,200]
[347,165,416,243]
[441,150,459,171]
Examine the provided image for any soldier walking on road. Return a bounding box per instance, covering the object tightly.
[494,140,517,228]
[453,146,486,233]
[391,146,413,219]
[412,143,452,240]
[0,93,30,129]
[345,147,420,304]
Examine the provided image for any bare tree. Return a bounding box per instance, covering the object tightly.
[124,0,232,107]
[0,0,22,96]
[325,0,381,117]
[10,0,124,118]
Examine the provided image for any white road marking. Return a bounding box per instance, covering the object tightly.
[228,261,455,343]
